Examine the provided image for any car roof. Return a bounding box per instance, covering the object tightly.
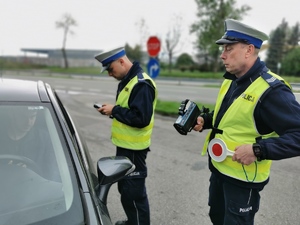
[0,78,50,102]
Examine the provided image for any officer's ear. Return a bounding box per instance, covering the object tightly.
[119,58,124,65]
[244,44,256,57]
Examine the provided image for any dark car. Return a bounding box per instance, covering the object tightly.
[0,78,135,225]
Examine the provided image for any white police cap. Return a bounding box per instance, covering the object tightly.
[95,47,125,73]
[216,19,269,49]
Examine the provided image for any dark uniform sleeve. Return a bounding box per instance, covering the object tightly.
[255,84,300,160]
[112,81,155,128]
[202,110,214,130]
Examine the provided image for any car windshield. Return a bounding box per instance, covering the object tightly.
[0,104,84,224]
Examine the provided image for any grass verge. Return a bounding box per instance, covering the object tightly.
[155,99,215,117]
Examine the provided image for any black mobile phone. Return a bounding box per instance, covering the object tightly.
[93,103,102,109]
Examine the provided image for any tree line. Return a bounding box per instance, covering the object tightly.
[56,0,299,76]
[125,0,300,76]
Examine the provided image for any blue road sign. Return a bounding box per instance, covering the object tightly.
[147,58,160,79]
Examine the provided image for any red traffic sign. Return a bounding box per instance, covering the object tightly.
[147,36,161,57]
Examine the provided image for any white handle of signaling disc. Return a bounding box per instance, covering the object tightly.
[208,138,235,162]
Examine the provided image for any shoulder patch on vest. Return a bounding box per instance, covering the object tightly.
[136,72,155,90]
[137,72,145,81]
[260,70,281,88]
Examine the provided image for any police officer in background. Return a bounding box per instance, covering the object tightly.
[193,19,300,224]
[95,47,157,225]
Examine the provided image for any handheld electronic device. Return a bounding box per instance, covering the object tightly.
[94,103,102,109]
[173,99,201,135]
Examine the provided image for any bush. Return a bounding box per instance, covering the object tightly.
[282,48,300,76]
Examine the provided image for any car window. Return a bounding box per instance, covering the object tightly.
[0,104,84,225]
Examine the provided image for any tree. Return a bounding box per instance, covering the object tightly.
[190,0,251,72]
[164,15,183,73]
[125,44,143,63]
[282,48,300,76]
[55,13,77,69]
[265,19,288,73]
[283,22,300,75]
[176,53,195,72]
[135,18,149,51]
[176,53,194,67]
[287,22,300,49]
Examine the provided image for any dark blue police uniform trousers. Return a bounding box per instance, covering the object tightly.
[208,173,261,225]
[117,147,150,225]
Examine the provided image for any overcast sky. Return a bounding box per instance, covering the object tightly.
[0,0,299,57]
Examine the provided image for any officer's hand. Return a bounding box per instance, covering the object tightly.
[232,144,256,165]
[98,104,114,116]
[193,116,204,132]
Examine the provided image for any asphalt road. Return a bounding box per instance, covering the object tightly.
[3,73,300,225]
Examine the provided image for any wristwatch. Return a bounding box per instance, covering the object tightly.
[253,143,262,161]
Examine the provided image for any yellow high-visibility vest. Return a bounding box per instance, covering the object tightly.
[202,70,289,182]
[111,72,157,150]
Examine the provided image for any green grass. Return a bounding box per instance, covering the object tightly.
[2,61,300,82]
[43,66,224,80]
[45,67,300,83]
[155,99,215,117]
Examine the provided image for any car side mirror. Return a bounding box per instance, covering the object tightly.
[97,156,135,185]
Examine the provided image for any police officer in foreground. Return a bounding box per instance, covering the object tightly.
[193,19,300,224]
[95,47,157,225]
